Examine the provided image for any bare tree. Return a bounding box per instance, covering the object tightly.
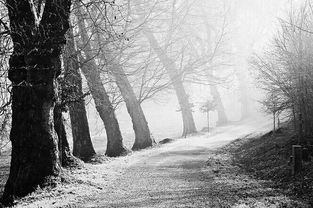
[252,1,313,144]
[188,3,229,125]
[200,99,216,132]
[144,27,197,136]
[75,3,128,157]
[77,0,156,150]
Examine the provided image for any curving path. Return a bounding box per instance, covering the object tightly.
[72,119,271,208]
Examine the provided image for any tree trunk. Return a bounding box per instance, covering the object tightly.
[111,65,154,150]
[143,29,197,137]
[63,28,96,161]
[76,11,128,157]
[3,72,61,204]
[273,112,276,132]
[210,85,228,126]
[92,14,154,150]
[81,63,128,157]
[2,0,71,203]
[54,104,81,168]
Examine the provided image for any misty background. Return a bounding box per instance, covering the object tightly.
[76,0,293,152]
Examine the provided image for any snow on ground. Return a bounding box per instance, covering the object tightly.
[62,116,304,208]
[12,116,274,208]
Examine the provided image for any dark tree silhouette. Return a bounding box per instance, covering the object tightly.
[2,0,71,204]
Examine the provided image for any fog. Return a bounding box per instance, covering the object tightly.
[3,0,313,205]
[78,0,294,152]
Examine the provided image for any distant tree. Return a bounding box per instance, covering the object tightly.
[191,5,229,125]
[139,0,199,137]
[2,0,72,204]
[228,0,267,120]
[200,99,216,132]
[143,28,197,137]
[260,91,287,132]
[138,0,229,136]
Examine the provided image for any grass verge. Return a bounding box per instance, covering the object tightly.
[217,125,313,207]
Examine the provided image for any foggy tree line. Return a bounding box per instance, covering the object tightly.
[252,1,313,143]
[0,0,249,204]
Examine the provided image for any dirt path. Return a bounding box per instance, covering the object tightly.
[13,119,307,207]
[69,120,281,208]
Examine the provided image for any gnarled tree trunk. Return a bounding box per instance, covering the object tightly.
[63,28,96,161]
[2,0,71,204]
[143,29,197,137]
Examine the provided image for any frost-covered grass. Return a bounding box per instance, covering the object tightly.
[0,116,277,207]
[0,152,136,207]
[223,125,313,207]
[0,152,9,199]
[205,152,308,208]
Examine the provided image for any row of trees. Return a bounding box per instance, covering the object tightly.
[252,0,313,143]
[0,0,250,204]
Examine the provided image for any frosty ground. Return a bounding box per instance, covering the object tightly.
[0,118,309,208]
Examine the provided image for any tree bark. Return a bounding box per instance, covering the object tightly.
[76,11,128,157]
[143,29,197,137]
[63,28,96,161]
[111,65,155,150]
[54,104,81,168]
[2,0,71,204]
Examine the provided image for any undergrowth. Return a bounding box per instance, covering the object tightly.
[222,126,313,206]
